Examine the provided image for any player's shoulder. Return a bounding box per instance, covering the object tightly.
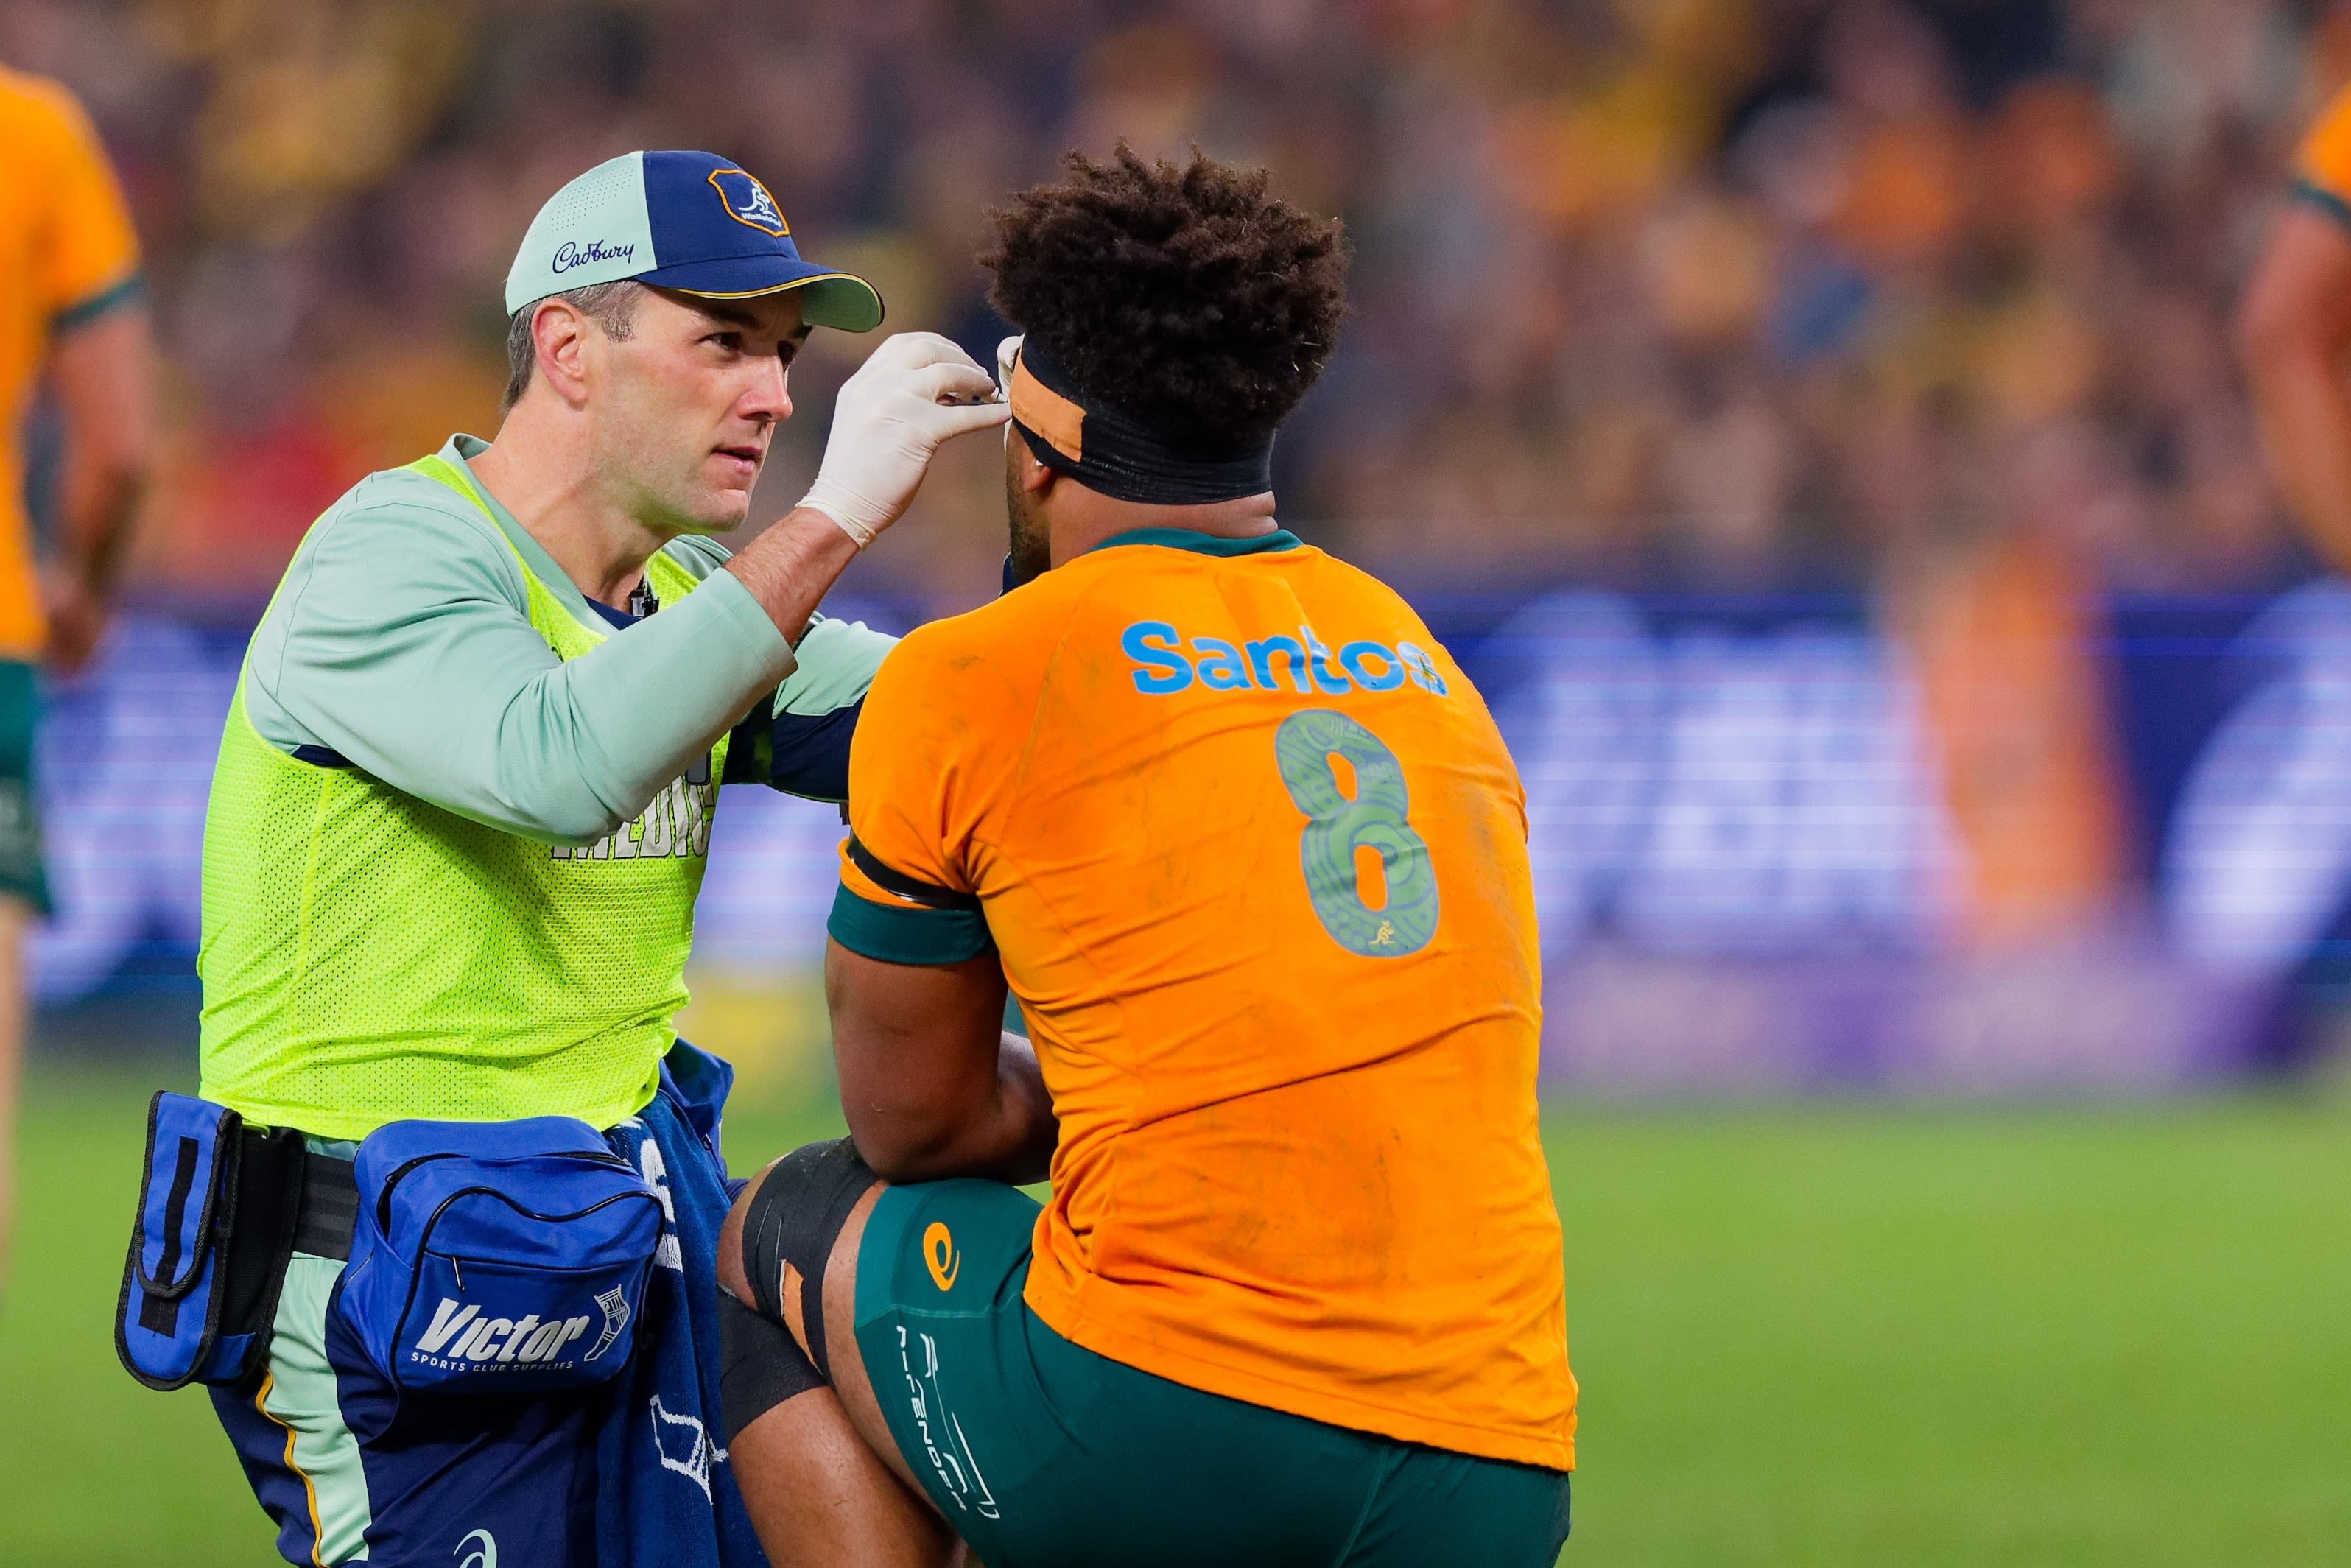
[0,65,89,134]
[880,588,1055,682]
[863,575,1090,726]
[1285,539,1430,615]
[902,559,1111,655]
[0,67,108,182]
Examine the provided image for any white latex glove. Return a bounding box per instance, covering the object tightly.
[799,332,1009,547]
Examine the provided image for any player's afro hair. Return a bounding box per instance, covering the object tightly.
[983,145,1350,457]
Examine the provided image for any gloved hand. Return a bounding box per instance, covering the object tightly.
[798,333,1009,548]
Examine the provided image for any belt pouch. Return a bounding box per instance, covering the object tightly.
[337,1116,663,1402]
[116,1092,306,1389]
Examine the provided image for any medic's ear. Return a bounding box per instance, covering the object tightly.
[530,298,597,407]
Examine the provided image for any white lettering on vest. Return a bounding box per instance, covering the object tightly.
[552,777,714,864]
[642,786,675,857]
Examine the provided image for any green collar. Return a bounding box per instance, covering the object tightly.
[1086,527,1303,559]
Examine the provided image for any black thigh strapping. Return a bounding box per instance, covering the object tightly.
[717,1290,823,1443]
[736,1136,880,1382]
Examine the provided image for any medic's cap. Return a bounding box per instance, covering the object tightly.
[504,151,883,331]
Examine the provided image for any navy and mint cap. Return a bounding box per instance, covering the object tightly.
[505,151,883,331]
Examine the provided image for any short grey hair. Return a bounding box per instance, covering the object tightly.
[502,281,643,413]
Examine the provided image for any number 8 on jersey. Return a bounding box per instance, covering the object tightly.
[1274,709,1439,957]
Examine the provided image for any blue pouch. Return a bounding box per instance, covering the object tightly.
[337,1116,664,1398]
[116,1091,306,1390]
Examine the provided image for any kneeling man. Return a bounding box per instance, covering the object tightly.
[718,147,1577,1568]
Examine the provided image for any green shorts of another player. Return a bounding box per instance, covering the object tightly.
[0,662,50,913]
[854,1179,1573,1568]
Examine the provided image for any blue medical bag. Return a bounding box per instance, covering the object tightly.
[334,1115,664,1399]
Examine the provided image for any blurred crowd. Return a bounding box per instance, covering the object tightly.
[6,0,2349,602]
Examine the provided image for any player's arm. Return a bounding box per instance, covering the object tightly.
[43,303,154,673]
[821,628,1055,1184]
[826,943,1055,1185]
[2238,194,2351,572]
[33,80,152,673]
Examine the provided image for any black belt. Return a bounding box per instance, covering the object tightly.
[294,1153,359,1260]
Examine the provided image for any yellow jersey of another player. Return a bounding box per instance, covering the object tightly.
[835,527,1576,1472]
[0,67,141,660]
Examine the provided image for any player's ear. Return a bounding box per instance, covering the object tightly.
[1016,443,1055,495]
[531,299,595,407]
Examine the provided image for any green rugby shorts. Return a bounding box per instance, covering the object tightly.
[854,1179,1572,1568]
[0,661,51,914]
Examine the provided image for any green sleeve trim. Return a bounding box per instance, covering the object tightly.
[828,884,996,966]
[2291,177,2351,237]
[52,271,144,333]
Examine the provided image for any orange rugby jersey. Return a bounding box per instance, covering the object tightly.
[0,68,141,660]
[833,527,1575,1471]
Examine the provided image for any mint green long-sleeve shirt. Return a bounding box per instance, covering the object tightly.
[239,435,892,843]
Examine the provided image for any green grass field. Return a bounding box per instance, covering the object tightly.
[3,1063,2346,1567]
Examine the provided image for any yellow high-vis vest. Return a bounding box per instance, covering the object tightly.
[198,456,734,1139]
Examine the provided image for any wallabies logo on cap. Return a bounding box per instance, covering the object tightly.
[709,169,788,236]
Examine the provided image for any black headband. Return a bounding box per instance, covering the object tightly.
[1007,337,1273,505]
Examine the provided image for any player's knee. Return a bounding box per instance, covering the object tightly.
[720,1139,882,1444]
[730,1136,882,1379]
